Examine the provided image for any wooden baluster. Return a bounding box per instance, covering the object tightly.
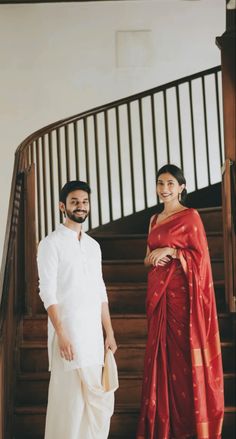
[127,102,136,213]
[150,94,158,175]
[188,81,198,190]
[175,85,183,172]
[163,89,170,164]
[104,110,113,222]
[201,75,211,186]
[93,114,102,225]
[138,98,148,208]
[214,71,224,166]
[83,118,91,229]
[115,106,124,218]
[48,132,55,231]
[74,121,80,180]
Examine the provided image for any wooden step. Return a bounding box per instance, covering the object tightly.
[15,371,236,408]
[195,207,223,233]
[13,405,236,439]
[102,259,224,283]
[108,281,227,313]
[19,341,235,375]
[33,280,227,315]
[22,313,234,344]
[15,374,142,408]
[95,232,223,260]
[91,206,223,235]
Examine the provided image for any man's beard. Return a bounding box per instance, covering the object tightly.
[65,208,88,224]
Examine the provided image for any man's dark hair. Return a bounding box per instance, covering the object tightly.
[59,180,91,205]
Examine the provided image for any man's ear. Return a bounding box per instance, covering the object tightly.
[59,202,66,216]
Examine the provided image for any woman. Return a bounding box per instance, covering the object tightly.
[137,164,224,439]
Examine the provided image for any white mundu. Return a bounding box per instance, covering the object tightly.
[37,224,117,439]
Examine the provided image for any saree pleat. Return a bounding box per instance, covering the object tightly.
[137,209,224,439]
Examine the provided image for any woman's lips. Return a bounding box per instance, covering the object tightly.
[161,193,171,198]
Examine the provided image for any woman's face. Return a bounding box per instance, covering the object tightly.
[156,172,184,204]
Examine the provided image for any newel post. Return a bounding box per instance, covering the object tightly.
[216,0,236,311]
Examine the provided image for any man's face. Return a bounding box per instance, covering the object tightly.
[61,189,90,224]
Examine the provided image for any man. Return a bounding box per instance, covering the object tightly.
[37,180,117,439]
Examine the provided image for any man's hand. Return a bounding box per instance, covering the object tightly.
[57,328,75,362]
[105,331,117,354]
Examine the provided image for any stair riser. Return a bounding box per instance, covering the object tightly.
[13,410,235,439]
[32,283,227,315]
[97,235,223,260]
[102,261,224,282]
[15,374,236,407]
[20,344,235,374]
[22,315,234,343]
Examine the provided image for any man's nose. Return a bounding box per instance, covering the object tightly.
[75,201,83,208]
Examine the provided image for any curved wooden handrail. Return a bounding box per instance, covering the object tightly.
[16,65,221,154]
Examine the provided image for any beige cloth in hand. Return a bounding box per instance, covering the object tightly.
[102,349,119,393]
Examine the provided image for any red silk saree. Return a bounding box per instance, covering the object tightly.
[137,208,224,439]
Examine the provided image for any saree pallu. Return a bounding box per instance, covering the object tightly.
[137,208,224,439]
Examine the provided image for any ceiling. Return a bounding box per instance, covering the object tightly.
[0,1,126,4]
[1,0,128,4]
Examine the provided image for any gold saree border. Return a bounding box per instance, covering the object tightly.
[191,331,221,367]
[196,417,223,438]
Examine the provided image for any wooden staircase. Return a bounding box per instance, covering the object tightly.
[13,207,235,439]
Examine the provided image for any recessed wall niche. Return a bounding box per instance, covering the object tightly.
[116,30,153,68]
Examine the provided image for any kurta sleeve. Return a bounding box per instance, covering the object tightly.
[37,238,59,310]
[98,246,108,303]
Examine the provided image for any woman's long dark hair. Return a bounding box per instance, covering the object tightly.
[156,164,187,205]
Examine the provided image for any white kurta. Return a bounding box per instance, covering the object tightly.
[37,224,108,371]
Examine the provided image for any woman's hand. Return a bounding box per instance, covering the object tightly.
[147,247,175,267]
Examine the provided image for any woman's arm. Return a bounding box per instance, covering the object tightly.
[144,215,154,267]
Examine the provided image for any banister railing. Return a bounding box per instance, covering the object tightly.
[12,65,223,243]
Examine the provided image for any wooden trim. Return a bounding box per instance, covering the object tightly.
[222,160,236,312]
[0,173,25,438]
[24,165,38,315]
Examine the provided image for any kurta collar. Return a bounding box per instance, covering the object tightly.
[57,223,84,240]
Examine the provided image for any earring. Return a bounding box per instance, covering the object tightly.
[179,193,181,201]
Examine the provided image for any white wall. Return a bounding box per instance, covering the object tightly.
[0,0,225,260]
